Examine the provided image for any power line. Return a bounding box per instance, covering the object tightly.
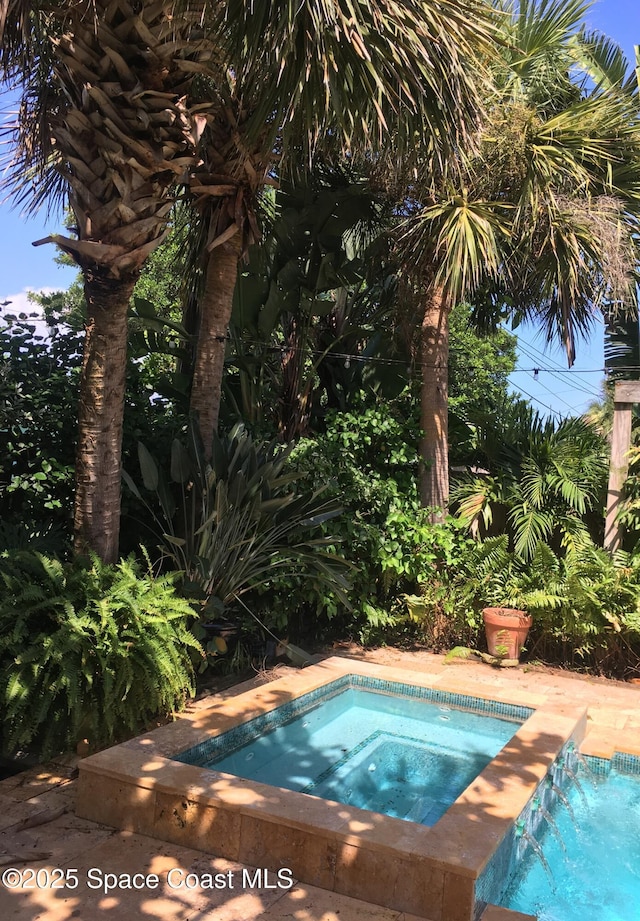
[509,381,564,418]
[519,372,582,413]
[516,341,602,397]
[516,340,603,400]
[513,366,640,373]
[232,334,640,377]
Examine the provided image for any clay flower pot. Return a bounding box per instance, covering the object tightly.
[482,607,532,662]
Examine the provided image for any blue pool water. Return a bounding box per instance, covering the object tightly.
[502,764,640,920]
[178,682,520,825]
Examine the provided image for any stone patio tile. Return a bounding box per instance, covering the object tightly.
[355,663,439,689]
[0,775,27,795]
[0,879,80,921]
[429,677,504,701]
[258,882,405,921]
[586,705,629,729]
[120,720,234,757]
[426,811,509,877]
[0,799,57,833]
[579,727,618,759]
[0,810,114,868]
[0,834,308,921]
[0,831,243,921]
[337,812,432,856]
[0,792,19,810]
[0,769,74,803]
[441,871,475,921]
[334,842,445,919]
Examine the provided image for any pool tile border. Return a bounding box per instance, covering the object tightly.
[76,657,586,921]
[584,750,640,776]
[174,672,533,770]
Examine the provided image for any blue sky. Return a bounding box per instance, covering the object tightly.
[0,0,639,418]
[508,0,640,417]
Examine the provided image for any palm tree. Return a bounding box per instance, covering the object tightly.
[400,0,640,516]
[2,0,499,557]
[453,406,608,558]
[183,0,499,456]
[0,1,213,561]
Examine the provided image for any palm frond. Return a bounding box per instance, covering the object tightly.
[403,194,510,302]
[570,28,636,95]
[220,0,496,166]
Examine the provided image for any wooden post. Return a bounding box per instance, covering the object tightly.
[604,381,640,552]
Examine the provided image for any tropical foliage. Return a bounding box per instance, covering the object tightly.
[453,410,608,557]
[124,423,350,619]
[0,307,182,556]
[406,536,640,670]
[226,164,403,438]
[4,0,640,763]
[0,551,200,757]
[398,0,640,512]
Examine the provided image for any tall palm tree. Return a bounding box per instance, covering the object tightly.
[2,0,499,558]
[0,1,213,561]
[184,0,498,456]
[400,0,640,516]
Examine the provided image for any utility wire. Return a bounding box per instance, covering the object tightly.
[515,340,603,400]
[238,333,640,373]
[509,381,564,418]
[513,366,640,373]
[516,370,582,414]
[515,342,603,401]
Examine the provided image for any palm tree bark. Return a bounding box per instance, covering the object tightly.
[74,272,137,562]
[190,233,242,455]
[420,286,451,518]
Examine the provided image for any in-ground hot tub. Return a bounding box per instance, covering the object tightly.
[173,674,526,827]
[76,657,587,921]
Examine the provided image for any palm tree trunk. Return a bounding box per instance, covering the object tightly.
[74,272,137,563]
[420,285,450,518]
[190,233,242,457]
[280,313,312,441]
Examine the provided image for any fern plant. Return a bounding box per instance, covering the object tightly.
[407,532,640,668]
[0,550,202,758]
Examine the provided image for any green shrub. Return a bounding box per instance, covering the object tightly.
[452,412,607,557]
[406,535,640,672]
[0,310,185,556]
[0,550,202,758]
[257,404,476,644]
[0,315,80,551]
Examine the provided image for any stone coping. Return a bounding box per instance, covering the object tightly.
[76,657,587,921]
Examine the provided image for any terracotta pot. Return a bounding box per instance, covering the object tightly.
[482,607,532,661]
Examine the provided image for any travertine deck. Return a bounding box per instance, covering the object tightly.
[0,649,638,921]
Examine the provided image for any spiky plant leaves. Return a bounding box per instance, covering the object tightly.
[126,423,350,616]
[453,409,607,560]
[169,439,191,486]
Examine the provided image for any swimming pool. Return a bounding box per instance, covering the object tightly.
[500,753,640,920]
[174,677,523,826]
[76,657,585,921]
